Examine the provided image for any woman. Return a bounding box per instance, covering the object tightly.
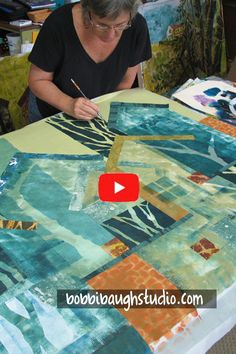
[28,0,151,122]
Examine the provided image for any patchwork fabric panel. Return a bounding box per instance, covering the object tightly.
[108,102,236,178]
[0,97,236,353]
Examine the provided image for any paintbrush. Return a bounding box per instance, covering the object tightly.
[70,78,104,120]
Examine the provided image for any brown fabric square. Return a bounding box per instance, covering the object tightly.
[191,238,220,260]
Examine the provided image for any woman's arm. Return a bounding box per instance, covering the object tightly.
[115,64,139,90]
[28,64,100,120]
[227,57,236,82]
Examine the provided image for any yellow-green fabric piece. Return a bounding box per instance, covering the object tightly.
[143,42,185,95]
[0,54,30,129]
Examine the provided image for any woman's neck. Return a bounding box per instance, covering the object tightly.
[72,4,122,63]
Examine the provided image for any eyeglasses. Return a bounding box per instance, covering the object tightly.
[88,12,131,32]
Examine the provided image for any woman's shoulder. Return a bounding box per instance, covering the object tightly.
[129,12,148,37]
[44,3,75,25]
[133,12,148,27]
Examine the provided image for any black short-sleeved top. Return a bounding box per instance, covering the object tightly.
[28,3,152,118]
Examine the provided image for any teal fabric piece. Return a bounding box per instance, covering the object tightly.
[0,138,18,176]
[0,287,132,354]
[211,216,236,248]
[60,324,152,354]
[0,223,78,284]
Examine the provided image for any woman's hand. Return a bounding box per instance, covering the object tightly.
[29,65,101,121]
[70,97,100,120]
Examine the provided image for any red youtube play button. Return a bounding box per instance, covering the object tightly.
[98,173,139,202]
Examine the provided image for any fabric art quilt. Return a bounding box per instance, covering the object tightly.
[0,102,235,353]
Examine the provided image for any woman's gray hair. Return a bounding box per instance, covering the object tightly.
[80,0,141,20]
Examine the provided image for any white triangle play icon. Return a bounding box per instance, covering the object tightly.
[114,181,125,194]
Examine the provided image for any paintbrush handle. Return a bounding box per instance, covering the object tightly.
[71,78,104,120]
[70,78,87,98]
